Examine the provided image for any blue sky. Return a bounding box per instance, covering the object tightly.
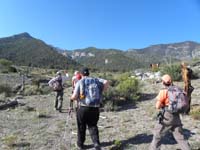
[0,0,200,50]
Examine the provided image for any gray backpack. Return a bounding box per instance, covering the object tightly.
[167,85,189,114]
[52,78,63,91]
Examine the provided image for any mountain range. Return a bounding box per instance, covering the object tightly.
[0,33,79,70]
[1,33,200,71]
[63,41,200,71]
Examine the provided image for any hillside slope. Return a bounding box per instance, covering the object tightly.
[64,41,200,71]
[0,33,80,69]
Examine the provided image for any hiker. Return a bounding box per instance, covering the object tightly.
[149,74,191,150]
[70,70,82,110]
[72,70,82,93]
[48,71,64,112]
[181,62,194,114]
[70,67,109,150]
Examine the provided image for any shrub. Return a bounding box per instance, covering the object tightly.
[0,59,17,73]
[101,73,141,111]
[116,74,140,101]
[190,104,200,120]
[0,59,12,66]
[102,86,118,111]
[2,134,18,147]
[161,64,182,81]
[192,68,200,79]
[0,84,12,97]
[8,66,18,73]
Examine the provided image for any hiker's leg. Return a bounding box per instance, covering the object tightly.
[186,85,194,114]
[55,92,59,109]
[76,107,87,147]
[58,91,63,111]
[149,123,171,150]
[87,108,100,146]
[172,126,191,150]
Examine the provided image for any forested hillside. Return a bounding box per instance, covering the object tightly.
[1,33,200,72]
[0,33,80,69]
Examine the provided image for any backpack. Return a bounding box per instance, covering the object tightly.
[167,85,189,114]
[52,78,63,91]
[80,77,103,106]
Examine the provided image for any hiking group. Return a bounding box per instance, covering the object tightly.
[48,64,193,150]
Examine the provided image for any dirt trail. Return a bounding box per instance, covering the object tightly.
[0,80,200,150]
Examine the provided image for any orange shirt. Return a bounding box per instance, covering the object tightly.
[156,89,169,109]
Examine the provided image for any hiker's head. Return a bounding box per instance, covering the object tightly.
[161,74,172,86]
[74,70,79,76]
[76,73,82,80]
[56,71,61,76]
[81,67,89,76]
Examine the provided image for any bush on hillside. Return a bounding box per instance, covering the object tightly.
[0,59,17,73]
[161,64,182,81]
[23,84,51,96]
[192,68,200,79]
[0,84,12,97]
[116,74,140,101]
[190,104,200,120]
[0,59,12,66]
[102,73,140,111]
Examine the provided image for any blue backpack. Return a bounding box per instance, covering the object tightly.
[80,77,103,106]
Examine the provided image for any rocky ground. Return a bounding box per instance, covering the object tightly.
[0,78,200,150]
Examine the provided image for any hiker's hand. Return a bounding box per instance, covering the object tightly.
[70,94,78,101]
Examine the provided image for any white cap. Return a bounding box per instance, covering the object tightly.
[56,71,61,76]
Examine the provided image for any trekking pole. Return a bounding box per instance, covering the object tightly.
[63,100,75,149]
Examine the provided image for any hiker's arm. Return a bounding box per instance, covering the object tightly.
[103,80,109,91]
[70,82,80,101]
[70,93,78,101]
[98,78,109,91]
[155,90,166,109]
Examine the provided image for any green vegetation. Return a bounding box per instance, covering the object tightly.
[2,134,18,148]
[190,105,200,120]
[116,73,140,101]
[161,64,182,81]
[1,33,200,72]
[102,73,140,111]
[0,84,12,97]
[0,33,80,70]
[0,59,17,73]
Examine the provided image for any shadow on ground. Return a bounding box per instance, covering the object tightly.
[138,93,157,101]
[119,128,194,148]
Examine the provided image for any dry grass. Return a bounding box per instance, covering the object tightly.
[190,104,200,120]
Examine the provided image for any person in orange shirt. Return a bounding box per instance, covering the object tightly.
[149,74,191,150]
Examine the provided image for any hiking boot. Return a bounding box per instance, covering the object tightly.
[94,143,101,150]
[76,143,85,150]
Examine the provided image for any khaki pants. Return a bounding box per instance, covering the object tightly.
[149,111,191,150]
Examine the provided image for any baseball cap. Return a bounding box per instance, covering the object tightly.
[81,67,89,76]
[161,74,172,84]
